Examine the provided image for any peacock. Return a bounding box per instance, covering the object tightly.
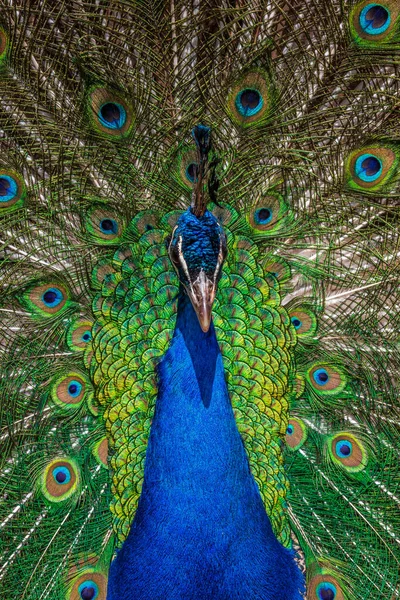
[0,1,399,599]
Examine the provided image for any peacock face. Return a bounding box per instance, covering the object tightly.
[168,208,227,332]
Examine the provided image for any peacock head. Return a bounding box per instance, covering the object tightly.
[168,208,227,332]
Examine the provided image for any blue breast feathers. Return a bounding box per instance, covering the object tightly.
[107,293,304,600]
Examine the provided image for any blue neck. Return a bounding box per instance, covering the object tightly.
[107,293,304,600]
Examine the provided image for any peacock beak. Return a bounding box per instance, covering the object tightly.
[186,270,216,333]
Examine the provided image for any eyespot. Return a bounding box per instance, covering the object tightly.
[313,368,329,385]
[248,194,290,235]
[347,146,398,190]
[347,146,399,190]
[68,572,107,600]
[308,574,344,600]
[98,102,126,130]
[92,438,108,468]
[67,319,93,352]
[177,148,199,189]
[307,363,347,395]
[355,153,382,181]
[260,257,292,284]
[85,208,125,243]
[50,372,89,408]
[227,70,274,127]
[316,581,337,600]
[53,465,71,485]
[351,1,398,43]
[88,87,133,138]
[360,4,391,34]
[235,88,264,117]
[328,432,368,472]
[100,218,118,234]
[0,27,8,64]
[41,458,79,502]
[42,287,63,308]
[0,171,26,212]
[289,308,317,339]
[24,282,69,317]
[285,417,308,451]
[130,210,162,235]
[79,580,99,600]
[255,207,272,225]
[185,162,198,183]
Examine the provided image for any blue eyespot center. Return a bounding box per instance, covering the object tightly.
[313,368,329,385]
[355,153,382,182]
[42,287,64,308]
[186,162,198,183]
[316,581,337,600]
[359,4,391,34]
[82,332,91,342]
[286,425,294,435]
[68,380,82,398]
[254,207,272,225]
[53,466,71,485]
[235,88,264,117]
[336,439,353,458]
[99,102,126,130]
[78,580,99,600]
[291,317,302,330]
[0,175,18,202]
[100,218,118,235]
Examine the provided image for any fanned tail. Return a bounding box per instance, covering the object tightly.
[0,2,399,599]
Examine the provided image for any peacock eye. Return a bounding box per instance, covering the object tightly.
[78,580,99,600]
[359,4,391,34]
[185,162,198,183]
[235,88,264,117]
[169,244,180,266]
[220,232,228,258]
[98,102,126,130]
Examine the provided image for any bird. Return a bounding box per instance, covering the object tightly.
[0,1,399,600]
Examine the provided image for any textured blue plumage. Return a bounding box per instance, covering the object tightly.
[169,209,223,279]
[107,294,304,599]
